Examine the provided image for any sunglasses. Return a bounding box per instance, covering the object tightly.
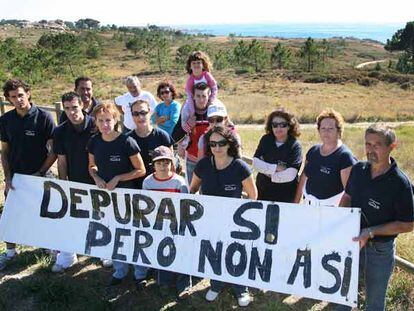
[160,89,171,95]
[208,140,228,148]
[271,121,289,128]
[132,110,150,117]
[208,116,224,123]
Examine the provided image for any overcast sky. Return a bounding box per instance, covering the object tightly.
[1,0,413,26]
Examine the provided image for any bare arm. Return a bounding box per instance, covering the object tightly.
[242,175,258,200]
[106,153,146,190]
[294,171,307,203]
[354,221,414,249]
[1,141,14,193]
[339,192,352,207]
[190,173,202,194]
[35,139,57,176]
[88,153,106,189]
[57,155,68,180]
[340,166,353,189]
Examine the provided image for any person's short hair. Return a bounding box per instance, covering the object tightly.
[130,99,150,111]
[365,123,396,146]
[3,79,30,98]
[156,81,178,100]
[265,108,300,138]
[92,102,120,122]
[192,82,211,96]
[125,75,140,86]
[204,125,240,158]
[61,91,81,105]
[186,51,212,74]
[74,76,92,89]
[316,108,345,137]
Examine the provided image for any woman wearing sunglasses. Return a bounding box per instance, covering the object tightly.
[190,125,257,307]
[294,109,357,206]
[253,109,302,203]
[197,100,241,160]
[128,99,173,189]
[152,81,181,136]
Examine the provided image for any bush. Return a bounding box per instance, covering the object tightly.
[358,77,378,87]
[303,75,327,83]
[400,82,411,90]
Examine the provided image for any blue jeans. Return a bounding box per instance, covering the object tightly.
[113,261,149,280]
[336,239,395,311]
[185,159,197,186]
[157,270,191,292]
[210,279,248,298]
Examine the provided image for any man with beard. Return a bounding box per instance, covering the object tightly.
[0,79,56,270]
[59,76,100,123]
[339,123,414,311]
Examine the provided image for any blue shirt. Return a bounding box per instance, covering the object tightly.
[254,134,302,202]
[151,100,181,135]
[345,159,414,242]
[304,144,356,199]
[87,133,141,189]
[53,115,95,184]
[128,128,173,188]
[194,157,252,198]
[0,103,55,175]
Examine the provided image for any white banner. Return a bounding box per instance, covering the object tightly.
[0,174,360,307]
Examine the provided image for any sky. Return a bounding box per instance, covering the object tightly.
[1,0,413,26]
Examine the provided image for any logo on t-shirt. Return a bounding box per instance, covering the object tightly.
[25,130,35,136]
[368,198,381,210]
[110,155,121,162]
[320,166,331,174]
[224,184,237,191]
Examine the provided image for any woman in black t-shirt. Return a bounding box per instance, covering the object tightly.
[128,99,174,188]
[253,109,302,202]
[294,109,357,206]
[190,126,257,307]
[88,103,146,286]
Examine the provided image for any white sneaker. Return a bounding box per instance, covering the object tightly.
[205,289,219,302]
[237,293,252,307]
[101,259,113,268]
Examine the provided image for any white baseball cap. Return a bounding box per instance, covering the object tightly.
[207,100,227,118]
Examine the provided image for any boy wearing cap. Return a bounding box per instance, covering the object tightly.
[141,146,192,299]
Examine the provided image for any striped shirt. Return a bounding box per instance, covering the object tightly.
[142,173,189,193]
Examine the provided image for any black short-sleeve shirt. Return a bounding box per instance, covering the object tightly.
[345,159,414,242]
[0,104,55,175]
[128,128,173,188]
[87,133,141,189]
[194,157,252,198]
[304,144,357,199]
[53,115,95,184]
[254,134,302,202]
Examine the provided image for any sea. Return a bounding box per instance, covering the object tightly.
[176,23,405,44]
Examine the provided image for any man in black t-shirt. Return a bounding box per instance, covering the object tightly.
[0,79,56,270]
[339,124,414,311]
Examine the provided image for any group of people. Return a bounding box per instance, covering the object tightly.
[0,50,413,310]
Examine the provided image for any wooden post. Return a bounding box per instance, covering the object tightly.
[0,101,5,116]
[0,96,5,115]
[54,101,62,122]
